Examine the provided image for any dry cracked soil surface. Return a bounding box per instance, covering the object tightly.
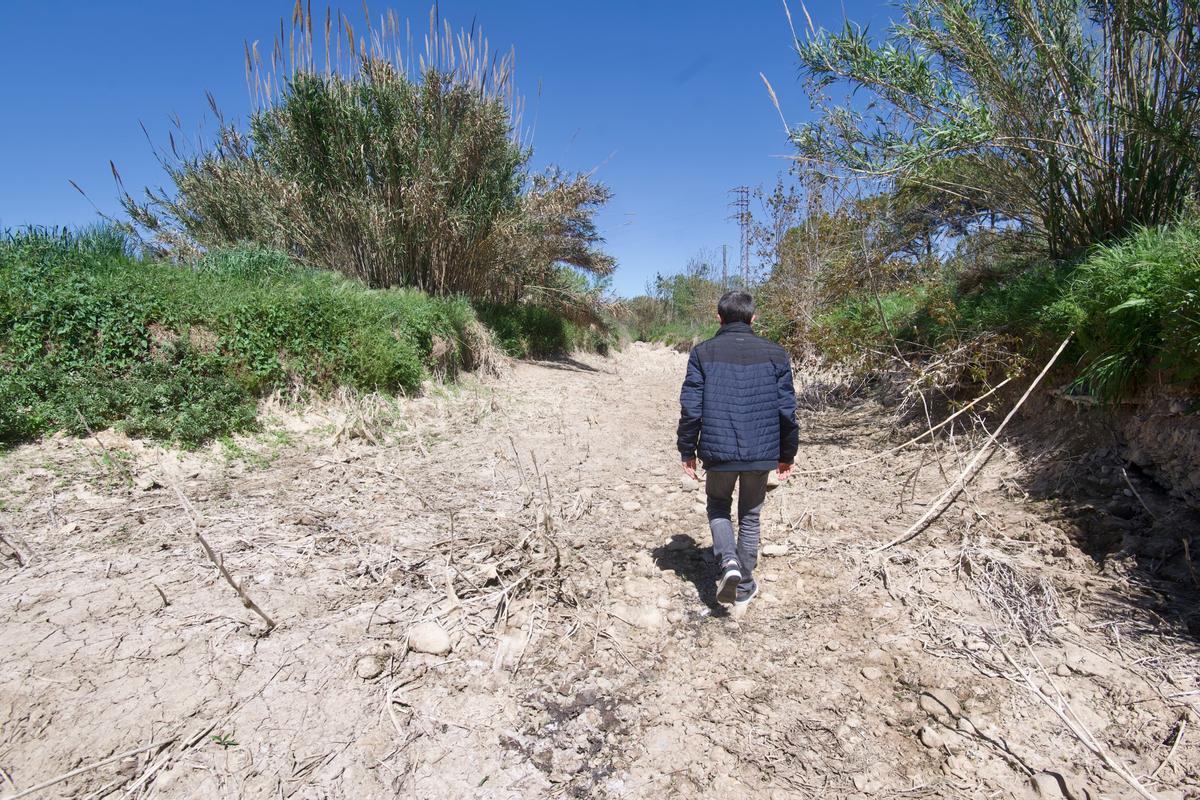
[2,343,1199,799]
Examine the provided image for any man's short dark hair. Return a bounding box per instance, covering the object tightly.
[717,291,754,325]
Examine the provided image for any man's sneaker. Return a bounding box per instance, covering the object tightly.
[716,561,742,604]
[734,580,759,609]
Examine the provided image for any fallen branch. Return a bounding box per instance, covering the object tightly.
[1148,715,1187,781]
[1121,467,1157,520]
[793,377,1012,476]
[990,627,1158,800]
[0,530,28,567]
[875,334,1072,552]
[5,738,175,800]
[172,485,276,631]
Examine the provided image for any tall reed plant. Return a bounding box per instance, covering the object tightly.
[120,5,614,304]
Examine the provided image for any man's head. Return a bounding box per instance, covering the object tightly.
[717,290,755,325]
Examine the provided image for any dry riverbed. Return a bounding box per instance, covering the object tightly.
[1,343,1197,798]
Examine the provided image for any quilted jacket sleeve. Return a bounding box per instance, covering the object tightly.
[777,358,799,464]
[676,348,704,458]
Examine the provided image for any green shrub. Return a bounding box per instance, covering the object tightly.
[0,227,591,446]
[123,7,614,306]
[809,220,1200,399]
[1044,223,1200,396]
[474,302,614,357]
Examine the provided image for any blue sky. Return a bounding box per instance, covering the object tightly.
[0,1,886,296]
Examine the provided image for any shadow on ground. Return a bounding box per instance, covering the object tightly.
[651,534,727,616]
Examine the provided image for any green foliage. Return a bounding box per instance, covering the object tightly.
[811,220,1200,398]
[0,227,590,447]
[793,0,1200,258]
[474,302,614,358]
[1045,222,1200,396]
[121,6,614,306]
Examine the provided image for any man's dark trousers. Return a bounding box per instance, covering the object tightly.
[705,470,768,592]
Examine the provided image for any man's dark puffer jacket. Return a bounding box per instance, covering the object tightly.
[676,321,799,472]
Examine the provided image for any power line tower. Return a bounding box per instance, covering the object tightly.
[727,186,751,286]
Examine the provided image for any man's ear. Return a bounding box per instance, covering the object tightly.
[716,313,725,324]
[751,314,757,324]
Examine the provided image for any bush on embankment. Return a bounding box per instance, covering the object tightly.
[811,220,1200,399]
[0,227,602,447]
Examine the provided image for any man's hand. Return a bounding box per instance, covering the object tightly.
[681,458,698,481]
[777,462,794,482]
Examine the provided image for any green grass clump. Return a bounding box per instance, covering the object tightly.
[0,227,520,447]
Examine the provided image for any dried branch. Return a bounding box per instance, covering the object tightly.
[5,738,175,800]
[172,484,276,631]
[793,376,1012,476]
[876,334,1072,551]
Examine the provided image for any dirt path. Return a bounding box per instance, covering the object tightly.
[1,344,1197,799]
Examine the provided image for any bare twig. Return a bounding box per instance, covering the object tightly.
[5,738,175,800]
[172,484,276,631]
[990,627,1158,800]
[1120,468,1157,520]
[876,335,1072,551]
[792,377,1012,476]
[1148,715,1187,781]
[0,530,28,567]
[74,409,134,487]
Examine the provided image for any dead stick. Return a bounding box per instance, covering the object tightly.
[1120,467,1157,520]
[876,334,1072,552]
[5,738,175,800]
[1149,716,1186,780]
[172,485,276,631]
[0,530,27,567]
[792,377,1012,476]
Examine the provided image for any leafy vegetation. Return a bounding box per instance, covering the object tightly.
[0,227,598,448]
[475,301,615,358]
[120,5,614,315]
[624,250,725,348]
[810,221,1200,397]
[732,0,1200,401]
[792,0,1200,259]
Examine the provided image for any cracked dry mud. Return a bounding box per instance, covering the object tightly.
[2,343,1198,798]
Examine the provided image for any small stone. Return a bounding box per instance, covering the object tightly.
[861,666,884,681]
[851,774,882,793]
[692,503,706,515]
[667,610,683,624]
[865,648,892,665]
[680,477,700,491]
[920,688,961,719]
[1056,663,1072,677]
[825,640,842,652]
[355,654,385,679]
[622,501,642,512]
[408,621,452,655]
[919,726,943,749]
[650,486,666,496]
[725,678,758,695]
[761,544,789,557]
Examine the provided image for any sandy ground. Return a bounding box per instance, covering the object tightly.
[2,342,1198,799]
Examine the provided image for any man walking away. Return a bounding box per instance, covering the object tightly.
[676,291,799,608]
